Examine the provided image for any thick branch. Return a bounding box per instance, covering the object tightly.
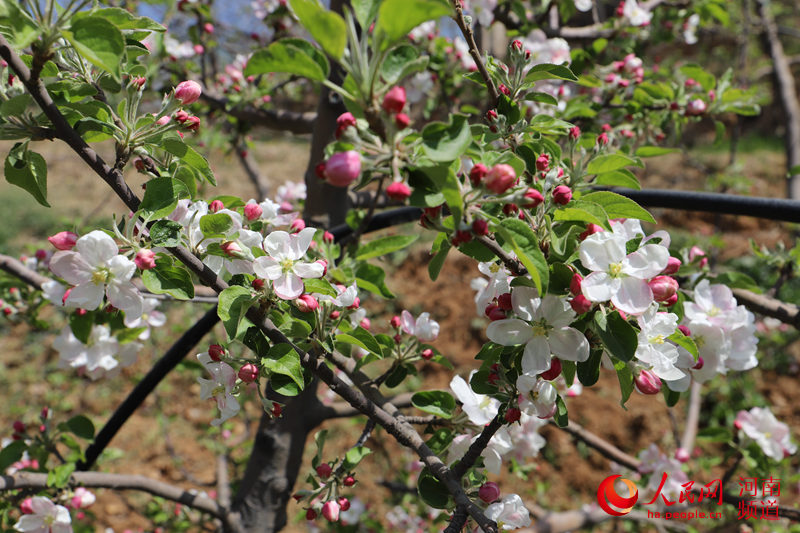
[0,254,49,288]
[452,415,504,478]
[0,471,242,532]
[732,287,800,328]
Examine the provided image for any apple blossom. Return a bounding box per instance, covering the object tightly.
[487,287,589,376]
[485,164,517,194]
[479,482,501,503]
[400,310,440,341]
[386,181,411,201]
[13,496,72,533]
[123,297,166,340]
[253,228,325,299]
[622,0,652,26]
[516,375,558,418]
[450,372,499,425]
[70,487,95,509]
[49,230,143,318]
[48,231,78,251]
[174,80,202,105]
[634,369,662,395]
[382,86,406,113]
[485,494,532,530]
[447,428,513,474]
[197,352,240,426]
[53,325,141,380]
[735,407,797,461]
[324,151,361,187]
[638,445,689,501]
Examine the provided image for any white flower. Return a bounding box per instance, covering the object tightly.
[197,352,240,426]
[623,0,652,26]
[516,375,558,418]
[405,71,435,104]
[635,305,683,380]
[401,310,440,342]
[471,261,511,316]
[684,280,740,328]
[579,230,669,315]
[453,38,477,70]
[253,228,324,299]
[522,30,571,66]
[736,407,797,461]
[465,0,497,27]
[574,0,592,12]
[276,181,306,204]
[487,287,589,376]
[41,280,67,307]
[254,198,296,227]
[409,21,436,41]
[339,497,366,525]
[123,297,166,340]
[49,231,143,318]
[13,496,72,533]
[450,373,499,425]
[507,413,548,460]
[446,429,513,475]
[53,325,140,380]
[683,13,700,44]
[485,494,531,530]
[317,282,359,308]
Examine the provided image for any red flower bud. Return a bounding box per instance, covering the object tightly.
[343,475,356,486]
[662,256,681,275]
[48,231,78,251]
[485,164,517,194]
[552,185,572,205]
[209,200,224,213]
[478,482,501,503]
[523,188,543,208]
[134,249,157,270]
[536,153,550,171]
[386,181,411,202]
[237,363,259,383]
[421,348,434,360]
[540,358,562,381]
[471,218,489,236]
[579,223,603,240]
[678,325,691,337]
[244,203,263,221]
[306,509,317,520]
[175,80,202,105]
[322,501,340,522]
[692,356,704,370]
[569,126,581,139]
[569,273,583,296]
[634,370,662,395]
[325,151,361,187]
[469,163,488,186]
[208,344,225,361]
[648,276,678,302]
[382,86,406,114]
[296,294,319,313]
[504,407,521,423]
[252,278,265,291]
[395,113,410,129]
[570,294,593,314]
[497,293,512,310]
[316,463,332,478]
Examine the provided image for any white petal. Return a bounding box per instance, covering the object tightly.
[449,375,476,406]
[401,310,416,335]
[521,336,551,375]
[293,261,324,279]
[253,256,282,280]
[581,271,617,302]
[49,251,92,285]
[623,244,669,279]
[612,277,653,315]
[107,255,136,281]
[579,232,625,272]
[549,327,590,362]
[289,227,317,259]
[66,282,105,310]
[264,231,291,258]
[538,294,575,328]
[486,319,534,346]
[273,272,304,299]
[511,286,539,321]
[76,230,118,266]
[107,281,143,317]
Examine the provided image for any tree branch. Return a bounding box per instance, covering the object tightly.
[201,93,316,135]
[451,0,499,108]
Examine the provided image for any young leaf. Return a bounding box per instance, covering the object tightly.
[374,0,452,50]
[66,415,95,440]
[582,191,656,223]
[412,391,456,418]
[421,115,472,163]
[586,153,639,174]
[162,139,216,185]
[288,0,347,60]
[355,234,418,260]
[4,143,49,207]
[64,17,125,81]
[218,286,255,341]
[495,219,549,294]
[262,343,305,392]
[356,263,396,298]
[244,39,329,81]
[593,311,637,362]
[141,257,195,300]
[138,177,190,219]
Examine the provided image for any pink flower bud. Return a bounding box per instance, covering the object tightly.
[570,273,583,296]
[48,231,78,250]
[686,98,707,116]
[540,357,562,380]
[451,229,472,246]
[382,86,406,114]
[322,500,340,522]
[20,498,34,514]
[238,363,259,383]
[648,276,678,302]
[184,115,201,131]
[395,113,411,129]
[486,109,498,121]
[174,80,202,105]
[523,188,544,208]
[175,110,190,123]
[324,151,361,187]
[390,315,401,328]
[316,259,328,276]
[692,356,704,370]
[290,218,306,232]
[204,22,214,33]
[337,497,350,512]
[676,325,691,337]
[634,370,662,395]
[478,482,501,503]
[485,164,517,194]
[504,406,521,423]
[330,310,341,319]
[579,223,603,241]
[664,293,678,306]
[134,249,157,270]
[569,126,581,139]
[293,294,319,314]
[13,420,25,433]
[221,241,242,257]
[552,185,572,205]
[252,278,265,291]
[471,219,489,236]
[209,199,224,212]
[675,447,690,463]
[597,132,609,145]
[535,153,550,171]
[316,463,332,478]
[208,344,225,362]
[386,182,411,202]
[244,203,263,221]
[193,44,205,55]
[498,83,511,96]
[569,294,592,314]
[322,231,334,244]
[469,163,488,186]
[421,348,433,360]
[343,475,356,486]
[662,256,681,275]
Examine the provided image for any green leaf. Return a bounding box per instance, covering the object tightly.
[244,38,329,81]
[668,332,699,361]
[421,115,472,163]
[66,415,95,440]
[139,177,190,219]
[352,0,380,28]
[495,218,549,294]
[714,271,762,293]
[337,326,383,357]
[582,191,655,223]
[384,364,409,388]
[47,463,76,488]
[149,220,183,247]
[342,446,372,471]
[614,359,634,407]
[162,139,216,185]
[199,213,233,238]
[356,234,418,260]
[69,311,93,345]
[586,153,640,174]
[523,91,559,105]
[412,391,455,418]
[679,64,715,92]
[576,349,602,387]
[593,169,641,190]
[593,311,637,362]
[80,7,165,32]
[5,143,49,207]
[262,343,305,393]
[381,45,429,85]
[375,0,452,50]
[141,257,195,300]
[356,263,396,298]
[64,17,125,81]
[303,278,338,297]
[635,146,679,158]
[0,439,26,472]
[662,385,680,407]
[428,240,451,281]
[218,286,254,341]
[525,63,578,83]
[553,200,609,227]
[417,468,451,508]
[288,0,346,60]
[696,427,732,442]
[0,94,32,116]
[553,395,568,427]
[0,3,41,49]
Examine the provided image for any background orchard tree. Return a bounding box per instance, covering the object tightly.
[0,0,798,532]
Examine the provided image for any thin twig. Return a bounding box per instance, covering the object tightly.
[679,381,702,457]
[451,0,499,107]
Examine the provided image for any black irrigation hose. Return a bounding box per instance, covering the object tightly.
[78,306,219,470]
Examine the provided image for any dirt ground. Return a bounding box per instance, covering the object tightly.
[1,133,798,532]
